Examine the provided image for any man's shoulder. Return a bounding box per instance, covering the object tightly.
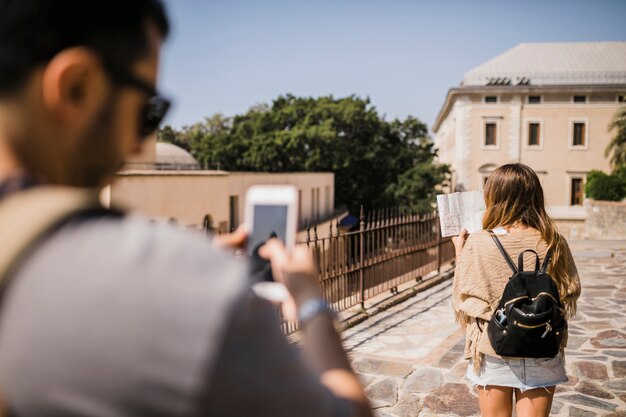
[57,215,245,276]
[13,212,252,324]
[0,215,253,414]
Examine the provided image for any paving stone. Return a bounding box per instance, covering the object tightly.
[558,394,618,412]
[423,383,479,417]
[617,393,626,403]
[582,321,613,330]
[569,407,598,417]
[354,358,413,377]
[365,378,398,408]
[574,361,609,380]
[392,393,421,417]
[373,409,396,417]
[604,413,626,417]
[358,374,376,388]
[590,330,626,349]
[551,400,564,414]
[450,361,468,379]
[404,368,444,393]
[603,379,626,391]
[437,351,462,368]
[575,381,614,399]
[556,385,573,393]
[582,356,608,361]
[568,336,590,350]
[611,360,626,377]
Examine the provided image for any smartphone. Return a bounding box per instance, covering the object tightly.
[244,185,298,285]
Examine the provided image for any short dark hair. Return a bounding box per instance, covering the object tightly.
[0,0,169,96]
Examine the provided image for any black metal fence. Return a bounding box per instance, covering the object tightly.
[282,207,455,333]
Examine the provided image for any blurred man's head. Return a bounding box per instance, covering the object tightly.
[0,0,169,186]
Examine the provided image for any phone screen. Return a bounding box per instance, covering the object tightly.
[248,204,289,255]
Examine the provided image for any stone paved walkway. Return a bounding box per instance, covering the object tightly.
[342,240,626,417]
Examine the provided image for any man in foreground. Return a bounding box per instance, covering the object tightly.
[0,1,371,416]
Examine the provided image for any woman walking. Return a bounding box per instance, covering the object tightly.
[452,163,581,417]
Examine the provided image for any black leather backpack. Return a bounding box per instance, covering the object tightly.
[486,232,566,358]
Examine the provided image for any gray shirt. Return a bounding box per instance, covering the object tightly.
[0,216,347,416]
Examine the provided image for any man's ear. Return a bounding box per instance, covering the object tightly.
[40,47,109,134]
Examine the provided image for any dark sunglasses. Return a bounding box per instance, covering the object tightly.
[103,61,172,139]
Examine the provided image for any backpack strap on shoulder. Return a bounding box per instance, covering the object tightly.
[488,230,517,273]
[517,249,540,272]
[0,186,107,289]
[540,250,552,274]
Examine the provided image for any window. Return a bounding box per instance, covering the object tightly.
[483,176,490,187]
[619,95,625,103]
[528,96,541,104]
[570,178,583,206]
[573,95,586,103]
[485,122,497,146]
[572,122,586,146]
[484,96,497,103]
[528,122,541,146]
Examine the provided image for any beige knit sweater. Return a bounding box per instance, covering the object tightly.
[452,228,581,372]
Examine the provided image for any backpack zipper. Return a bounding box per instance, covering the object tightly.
[531,292,559,304]
[505,293,558,307]
[513,320,552,338]
[504,295,529,307]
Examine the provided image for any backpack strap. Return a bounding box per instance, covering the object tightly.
[540,250,552,274]
[488,230,517,273]
[0,186,108,291]
[517,249,540,272]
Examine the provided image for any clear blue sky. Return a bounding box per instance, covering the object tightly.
[159,0,626,133]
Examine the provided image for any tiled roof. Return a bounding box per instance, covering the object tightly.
[462,42,626,86]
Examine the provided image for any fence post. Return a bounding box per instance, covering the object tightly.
[359,205,365,309]
[436,213,442,274]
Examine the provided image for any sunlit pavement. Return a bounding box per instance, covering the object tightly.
[342,240,626,417]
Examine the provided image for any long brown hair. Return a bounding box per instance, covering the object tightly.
[483,164,576,314]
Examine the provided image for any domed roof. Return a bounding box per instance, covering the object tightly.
[155,142,200,170]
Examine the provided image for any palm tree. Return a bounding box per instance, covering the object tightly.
[606,107,626,170]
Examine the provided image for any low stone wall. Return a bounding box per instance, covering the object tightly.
[585,199,626,240]
[554,219,586,241]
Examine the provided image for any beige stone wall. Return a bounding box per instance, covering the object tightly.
[108,171,335,230]
[554,219,586,241]
[520,105,614,209]
[585,199,626,240]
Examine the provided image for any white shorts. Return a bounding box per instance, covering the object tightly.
[466,354,568,392]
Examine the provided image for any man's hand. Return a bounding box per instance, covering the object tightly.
[259,238,373,417]
[213,225,248,251]
[452,228,469,258]
[258,239,321,306]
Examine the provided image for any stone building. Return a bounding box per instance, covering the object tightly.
[432,42,626,238]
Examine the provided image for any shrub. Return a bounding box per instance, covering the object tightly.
[585,169,626,201]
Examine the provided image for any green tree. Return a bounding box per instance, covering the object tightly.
[606,107,626,170]
[159,95,450,214]
[585,170,626,201]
